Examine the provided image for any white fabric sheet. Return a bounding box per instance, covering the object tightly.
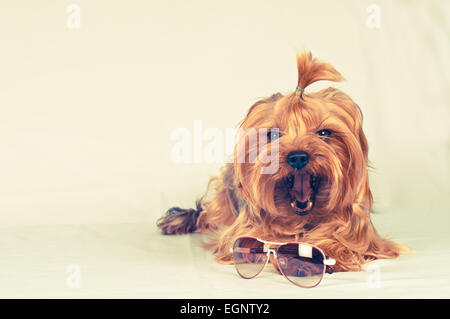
[1,221,449,298]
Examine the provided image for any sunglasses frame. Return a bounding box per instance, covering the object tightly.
[230,236,336,288]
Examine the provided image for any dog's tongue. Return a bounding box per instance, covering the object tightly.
[291,172,312,202]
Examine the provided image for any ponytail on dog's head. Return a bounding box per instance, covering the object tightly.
[295,51,344,97]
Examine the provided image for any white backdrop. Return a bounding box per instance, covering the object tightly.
[0,0,449,298]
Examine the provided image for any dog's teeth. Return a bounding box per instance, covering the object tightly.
[290,199,313,212]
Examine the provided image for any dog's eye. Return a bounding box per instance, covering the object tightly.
[267,129,282,141]
[316,129,332,138]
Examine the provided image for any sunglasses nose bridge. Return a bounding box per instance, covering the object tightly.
[267,247,277,258]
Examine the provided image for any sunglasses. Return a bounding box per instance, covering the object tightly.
[230,237,335,288]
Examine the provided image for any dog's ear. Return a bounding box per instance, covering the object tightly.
[333,103,378,256]
[233,93,283,207]
[296,51,344,91]
[353,104,372,211]
[345,105,373,213]
[243,93,283,119]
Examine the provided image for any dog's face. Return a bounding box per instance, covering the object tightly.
[234,53,371,225]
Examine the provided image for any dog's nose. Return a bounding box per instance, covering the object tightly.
[287,151,309,170]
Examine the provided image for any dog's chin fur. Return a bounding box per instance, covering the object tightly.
[157,51,405,272]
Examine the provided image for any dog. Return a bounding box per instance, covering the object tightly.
[158,51,402,271]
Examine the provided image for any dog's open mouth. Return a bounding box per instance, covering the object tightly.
[286,172,320,216]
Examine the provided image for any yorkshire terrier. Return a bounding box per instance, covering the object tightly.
[158,51,402,271]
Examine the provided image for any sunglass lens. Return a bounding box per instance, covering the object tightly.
[232,237,268,279]
[277,243,325,288]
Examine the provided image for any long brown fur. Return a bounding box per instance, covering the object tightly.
[158,51,405,272]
